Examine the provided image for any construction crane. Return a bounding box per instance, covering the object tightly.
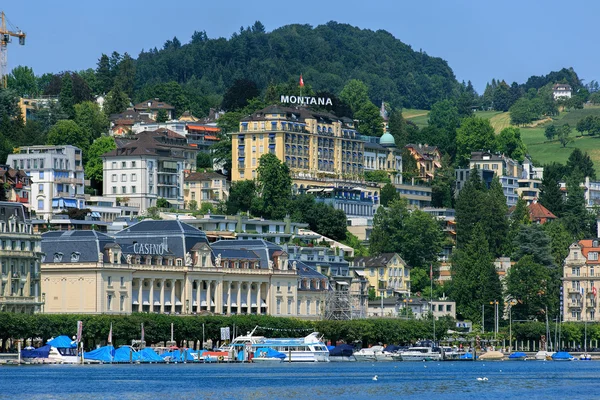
[0,11,26,89]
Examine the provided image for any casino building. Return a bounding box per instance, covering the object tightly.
[40,220,328,319]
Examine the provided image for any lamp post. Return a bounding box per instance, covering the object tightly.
[403,298,413,319]
[505,300,517,352]
[41,292,45,313]
[489,300,499,341]
[185,299,189,315]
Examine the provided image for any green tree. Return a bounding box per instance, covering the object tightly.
[339,79,370,116]
[96,54,113,94]
[562,175,596,239]
[451,223,503,323]
[493,81,511,111]
[211,135,232,178]
[455,117,497,166]
[505,255,551,321]
[7,66,38,97]
[388,109,409,148]
[509,97,537,125]
[557,123,573,147]
[156,198,169,208]
[196,152,213,169]
[46,120,87,151]
[74,101,110,150]
[542,220,574,267]
[428,99,460,157]
[455,169,486,249]
[225,180,256,215]
[380,183,398,207]
[155,109,168,123]
[84,136,116,192]
[430,154,454,208]
[221,79,259,112]
[114,53,136,98]
[497,127,527,162]
[104,83,130,116]
[566,148,596,179]
[59,73,75,118]
[252,154,292,220]
[355,102,383,136]
[538,165,565,217]
[544,125,557,141]
[484,177,510,257]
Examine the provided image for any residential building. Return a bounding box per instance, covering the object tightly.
[562,239,600,322]
[183,172,230,210]
[18,96,57,122]
[309,186,378,218]
[32,213,110,234]
[133,98,175,120]
[346,217,373,241]
[101,131,198,212]
[233,105,365,182]
[517,158,543,204]
[0,202,42,313]
[584,177,600,208]
[185,124,221,152]
[405,144,442,181]
[367,296,456,319]
[553,84,572,100]
[352,253,410,298]
[422,207,456,262]
[7,145,86,220]
[363,133,403,185]
[394,181,432,208]
[526,201,557,224]
[40,220,326,319]
[85,196,140,222]
[0,165,31,206]
[109,109,153,136]
[177,214,310,244]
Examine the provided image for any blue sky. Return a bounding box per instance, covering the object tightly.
[3,0,597,93]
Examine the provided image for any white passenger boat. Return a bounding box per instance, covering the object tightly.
[353,345,384,362]
[221,326,329,362]
[400,346,442,361]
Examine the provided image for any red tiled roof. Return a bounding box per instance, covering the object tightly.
[528,202,557,221]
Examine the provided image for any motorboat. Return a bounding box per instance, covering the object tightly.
[478,350,504,361]
[534,350,554,361]
[579,353,592,361]
[441,346,460,360]
[21,336,79,364]
[508,352,528,361]
[354,345,384,362]
[252,347,285,363]
[399,346,442,361]
[220,326,329,362]
[328,344,356,362]
[551,351,575,361]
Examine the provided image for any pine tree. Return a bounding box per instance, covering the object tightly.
[484,176,510,257]
[455,169,486,249]
[563,176,595,239]
[539,171,565,218]
[96,54,112,94]
[59,73,75,119]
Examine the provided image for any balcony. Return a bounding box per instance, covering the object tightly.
[56,191,71,197]
[15,195,29,204]
[568,301,582,308]
[55,177,78,185]
[567,287,582,294]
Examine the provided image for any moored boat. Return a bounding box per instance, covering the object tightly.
[252,347,285,363]
[478,350,504,361]
[328,344,356,362]
[551,351,575,361]
[508,352,528,361]
[399,346,442,361]
[534,350,554,360]
[353,345,384,362]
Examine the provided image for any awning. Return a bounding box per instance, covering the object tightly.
[175,300,182,306]
[201,300,207,306]
[153,301,161,306]
[231,302,238,307]
[354,270,365,276]
[91,211,101,218]
[261,300,267,307]
[143,301,150,305]
[241,301,248,307]
[336,281,349,286]
[165,301,172,306]
[251,302,257,307]
[132,300,139,305]
[192,300,197,306]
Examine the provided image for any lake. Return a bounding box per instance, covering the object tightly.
[0,360,597,399]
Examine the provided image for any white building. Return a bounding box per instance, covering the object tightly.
[101,131,198,213]
[552,84,572,100]
[362,133,403,185]
[7,145,86,220]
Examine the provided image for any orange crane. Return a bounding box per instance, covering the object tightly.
[0,11,26,89]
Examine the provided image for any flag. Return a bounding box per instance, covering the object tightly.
[76,320,83,343]
[141,323,145,343]
[593,286,597,297]
[581,287,585,297]
[430,264,433,280]
[108,323,113,344]
[299,74,304,87]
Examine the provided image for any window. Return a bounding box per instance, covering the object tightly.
[252,158,256,167]
[306,300,311,314]
[370,268,375,277]
[112,186,117,194]
[131,161,136,168]
[37,199,43,210]
[121,174,127,182]
[120,277,124,287]
[446,305,452,312]
[297,300,301,314]
[288,282,292,292]
[590,252,598,261]
[131,174,137,182]
[120,295,125,312]
[38,184,43,193]
[276,282,281,292]
[287,299,292,315]
[122,186,126,194]
[176,259,182,267]
[107,294,112,311]
[276,299,281,314]
[111,174,117,182]
[122,161,126,168]
[112,162,117,169]
[107,276,112,286]
[39,171,44,179]
[132,186,136,194]
[438,304,443,312]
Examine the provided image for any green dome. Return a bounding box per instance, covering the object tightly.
[380,132,395,146]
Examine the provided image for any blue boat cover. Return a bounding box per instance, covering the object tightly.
[552,351,574,360]
[329,344,354,357]
[21,344,51,359]
[84,345,115,362]
[327,345,335,351]
[383,344,401,353]
[113,346,142,362]
[508,352,527,359]
[160,349,196,362]
[139,348,165,362]
[47,336,77,349]
[459,352,474,359]
[254,347,285,359]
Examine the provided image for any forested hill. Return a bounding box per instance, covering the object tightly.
[134,21,459,109]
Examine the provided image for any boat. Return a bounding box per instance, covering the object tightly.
[376,345,400,361]
[534,351,554,361]
[478,350,504,361]
[220,326,329,362]
[354,345,384,362]
[441,346,460,360]
[457,352,476,361]
[579,353,592,361]
[252,347,285,363]
[21,336,80,364]
[508,352,528,361]
[328,344,356,362]
[551,351,575,361]
[399,346,442,361]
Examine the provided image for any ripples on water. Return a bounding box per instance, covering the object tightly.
[0,361,597,400]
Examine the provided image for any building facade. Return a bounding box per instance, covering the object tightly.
[0,202,42,313]
[553,84,572,100]
[405,144,441,181]
[133,98,175,120]
[183,172,230,210]
[7,145,86,220]
[102,131,198,212]
[40,221,327,319]
[563,240,600,322]
[0,165,31,207]
[351,253,410,298]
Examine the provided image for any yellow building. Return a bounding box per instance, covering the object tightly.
[351,253,410,297]
[183,171,230,210]
[232,105,365,182]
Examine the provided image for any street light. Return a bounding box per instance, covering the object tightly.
[505,300,517,352]
[41,292,45,313]
[403,298,413,319]
[185,299,190,315]
[489,300,499,341]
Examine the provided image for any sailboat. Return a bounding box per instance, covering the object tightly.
[535,307,554,360]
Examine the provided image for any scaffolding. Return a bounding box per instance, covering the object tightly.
[324,278,368,320]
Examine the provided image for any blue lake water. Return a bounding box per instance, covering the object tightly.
[0,360,598,399]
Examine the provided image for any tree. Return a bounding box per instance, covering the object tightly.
[196,152,213,169]
[59,73,75,118]
[221,79,259,111]
[562,175,596,239]
[96,54,113,94]
[455,169,486,249]
[430,154,454,208]
[339,79,370,116]
[46,120,88,151]
[84,136,116,192]
[539,164,565,217]
[7,66,38,97]
[557,123,573,148]
[355,102,383,136]
[566,148,595,179]
[497,127,526,162]
[455,117,497,166]
[428,99,460,157]
[114,53,136,98]
[211,135,232,178]
[104,83,130,116]
[74,101,109,150]
[493,81,511,111]
[543,220,574,267]
[226,180,256,215]
[252,154,292,220]
[156,198,169,208]
[156,109,168,123]
[484,177,510,257]
[380,183,398,207]
[505,255,551,321]
[544,125,557,141]
[451,223,503,323]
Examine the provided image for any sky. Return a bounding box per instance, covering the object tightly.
[3,0,598,94]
